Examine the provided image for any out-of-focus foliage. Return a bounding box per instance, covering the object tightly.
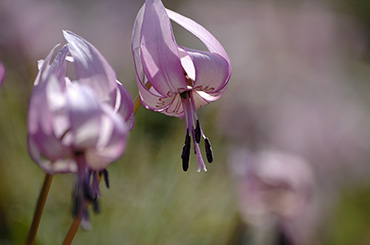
[323,185,370,245]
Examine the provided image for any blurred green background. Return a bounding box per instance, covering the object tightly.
[1,0,370,244]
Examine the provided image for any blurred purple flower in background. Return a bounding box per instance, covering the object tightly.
[229,149,316,245]
[132,0,231,172]
[0,61,5,87]
[27,31,134,228]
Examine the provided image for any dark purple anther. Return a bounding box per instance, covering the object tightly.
[92,199,100,214]
[72,189,81,217]
[102,169,109,189]
[181,129,191,171]
[204,137,213,163]
[195,120,201,143]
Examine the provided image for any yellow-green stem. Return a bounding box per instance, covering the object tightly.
[26,174,54,245]
[133,93,141,115]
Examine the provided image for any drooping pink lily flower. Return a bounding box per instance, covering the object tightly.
[132,0,231,172]
[0,61,5,87]
[27,30,134,228]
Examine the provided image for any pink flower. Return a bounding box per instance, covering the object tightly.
[27,30,134,228]
[132,0,231,172]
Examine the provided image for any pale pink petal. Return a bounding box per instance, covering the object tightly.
[131,4,146,88]
[63,30,117,103]
[140,0,187,95]
[185,48,229,94]
[166,8,231,66]
[161,94,185,118]
[178,47,195,81]
[28,137,76,174]
[28,75,71,168]
[167,8,231,87]
[132,2,184,112]
[137,79,176,112]
[49,45,69,90]
[115,81,135,131]
[66,84,102,150]
[191,91,210,110]
[34,44,60,86]
[85,104,128,170]
[195,86,228,104]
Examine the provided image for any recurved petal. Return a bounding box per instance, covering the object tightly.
[132,5,173,112]
[191,91,210,110]
[28,128,71,167]
[63,30,117,103]
[137,79,176,112]
[195,85,228,104]
[166,9,231,80]
[66,84,102,150]
[186,48,229,95]
[49,45,69,90]
[28,75,71,169]
[0,62,6,87]
[140,0,187,96]
[28,135,75,174]
[115,81,135,131]
[161,94,185,118]
[85,104,128,170]
[131,4,145,85]
[34,44,60,86]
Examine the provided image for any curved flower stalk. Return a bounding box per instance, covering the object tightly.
[27,30,134,228]
[132,0,231,172]
[0,61,5,87]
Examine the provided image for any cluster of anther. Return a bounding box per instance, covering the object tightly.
[72,150,110,228]
[72,170,109,215]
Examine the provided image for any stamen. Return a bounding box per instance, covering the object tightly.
[92,172,101,199]
[204,137,214,163]
[181,130,191,172]
[83,175,93,201]
[195,120,201,143]
[102,169,110,189]
[72,188,81,217]
[92,199,100,214]
[180,91,188,100]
